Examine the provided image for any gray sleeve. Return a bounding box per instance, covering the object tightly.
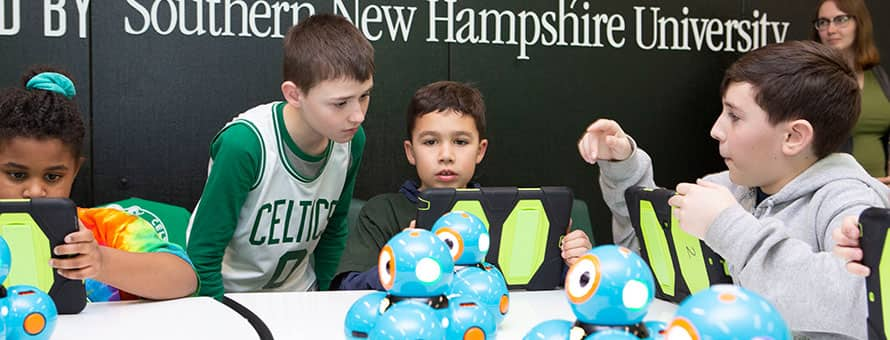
[597,141,656,251]
[703,182,880,339]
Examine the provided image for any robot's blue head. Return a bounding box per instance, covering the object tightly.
[665,284,791,340]
[431,211,490,265]
[378,229,454,297]
[565,245,655,325]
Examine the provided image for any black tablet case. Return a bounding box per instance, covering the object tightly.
[416,187,573,290]
[859,207,890,340]
[0,198,86,314]
[625,186,732,303]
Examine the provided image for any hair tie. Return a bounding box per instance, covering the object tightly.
[25,72,76,99]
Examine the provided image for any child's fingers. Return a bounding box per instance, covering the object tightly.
[64,229,94,243]
[50,255,93,270]
[695,178,721,189]
[57,266,98,280]
[832,218,860,247]
[578,133,598,164]
[833,245,863,263]
[846,262,871,277]
[674,182,696,196]
[587,119,619,135]
[561,235,590,251]
[562,248,587,265]
[402,220,416,231]
[841,216,861,240]
[54,241,94,256]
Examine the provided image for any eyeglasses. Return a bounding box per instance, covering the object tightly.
[813,15,855,31]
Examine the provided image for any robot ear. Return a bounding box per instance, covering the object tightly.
[378,246,396,290]
[435,228,464,261]
[664,317,700,340]
[565,254,601,304]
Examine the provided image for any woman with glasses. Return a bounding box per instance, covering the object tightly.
[813,0,890,183]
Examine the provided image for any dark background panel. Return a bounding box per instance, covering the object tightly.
[0,0,91,205]
[89,0,448,209]
[868,0,889,61]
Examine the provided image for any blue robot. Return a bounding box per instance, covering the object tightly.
[663,284,791,340]
[344,291,387,339]
[5,286,57,340]
[0,237,57,340]
[433,211,510,325]
[525,245,661,339]
[370,300,446,339]
[344,229,455,339]
[447,294,497,340]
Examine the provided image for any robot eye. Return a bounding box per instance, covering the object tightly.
[622,279,650,310]
[565,254,600,304]
[435,228,464,261]
[478,233,490,254]
[415,258,442,283]
[664,317,699,340]
[378,246,396,290]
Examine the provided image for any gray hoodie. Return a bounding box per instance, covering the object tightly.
[599,147,890,340]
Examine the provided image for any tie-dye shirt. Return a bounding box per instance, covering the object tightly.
[77,207,194,302]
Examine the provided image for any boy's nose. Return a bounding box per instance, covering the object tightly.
[439,145,454,163]
[710,119,724,141]
[348,105,365,124]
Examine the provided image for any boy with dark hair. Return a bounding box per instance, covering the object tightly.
[187,14,373,299]
[333,81,592,290]
[578,41,888,339]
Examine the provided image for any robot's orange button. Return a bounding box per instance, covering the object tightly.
[464,327,485,340]
[24,312,46,335]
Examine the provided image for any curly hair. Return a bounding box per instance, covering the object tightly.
[0,66,85,158]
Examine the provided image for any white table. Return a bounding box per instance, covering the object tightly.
[53,297,259,340]
[226,290,678,339]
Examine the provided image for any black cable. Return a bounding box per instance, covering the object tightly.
[221,296,274,340]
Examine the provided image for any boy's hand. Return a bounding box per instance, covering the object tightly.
[51,222,104,280]
[668,179,737,239]
[405,220,416,231]
[832,215,870,277]
[577,119,633,164]
[561,226,592,266]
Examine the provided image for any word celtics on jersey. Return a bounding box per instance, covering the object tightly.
[214,102,353,292]
[247,198,339,247]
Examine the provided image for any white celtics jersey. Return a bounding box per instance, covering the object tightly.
[221,102,350,292]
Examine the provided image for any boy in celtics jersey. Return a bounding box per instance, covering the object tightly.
[186,14,373,299]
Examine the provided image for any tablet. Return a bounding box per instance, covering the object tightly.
[0,198,86,314]
[859,207,890,340]
[416,186,573,290]
[624,186,732,303]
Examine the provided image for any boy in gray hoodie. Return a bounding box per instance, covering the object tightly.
[578,40,888,339]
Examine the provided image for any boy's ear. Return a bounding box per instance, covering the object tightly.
[782,119,814,156]
[281,81,305,108]
[476,139,489,164]
[403,140,417,166]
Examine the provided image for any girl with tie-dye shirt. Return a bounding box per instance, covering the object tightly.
[0,66,197,301]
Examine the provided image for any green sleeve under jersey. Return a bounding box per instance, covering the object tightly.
[188,123,261,300]
[313,127,365,290]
